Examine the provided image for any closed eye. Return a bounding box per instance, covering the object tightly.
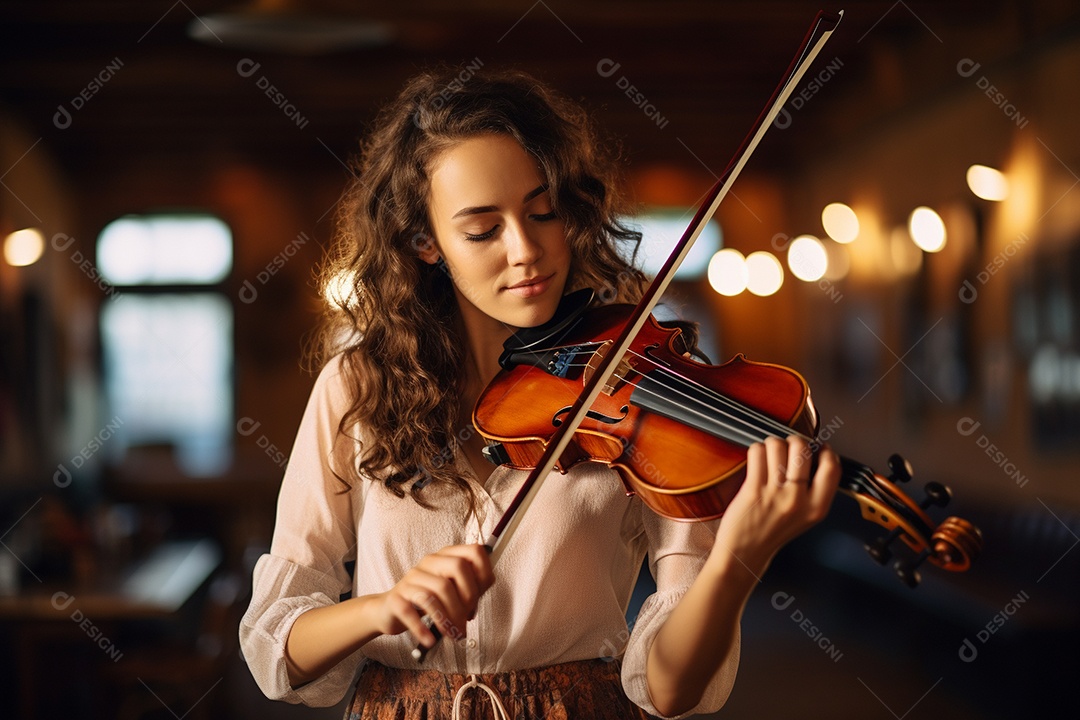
[463,211,556,241]
[465,225,499,241]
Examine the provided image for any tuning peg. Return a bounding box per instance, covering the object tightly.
[886,453,913,483]
[893,549,932,589]
[919,481,951,509]
[865,527,903,565]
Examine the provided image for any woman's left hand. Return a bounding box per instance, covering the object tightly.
[710,435,841,577]
[645,435,841,715]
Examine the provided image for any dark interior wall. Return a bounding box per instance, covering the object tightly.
[778,31,1080,508]
[2,3,1079,718]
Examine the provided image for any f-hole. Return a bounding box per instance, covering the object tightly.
[552,405,629,427]
[643,343,671,367]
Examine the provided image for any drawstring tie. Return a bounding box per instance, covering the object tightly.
[452,673,510,720]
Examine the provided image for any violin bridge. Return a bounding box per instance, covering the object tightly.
[581,340,634,395]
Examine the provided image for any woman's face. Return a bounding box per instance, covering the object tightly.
[425,134,571,334]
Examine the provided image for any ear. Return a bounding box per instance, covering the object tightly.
[418,246,441,265]
[412,232,440,264]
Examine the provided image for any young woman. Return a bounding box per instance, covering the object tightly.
[240,68,841,719]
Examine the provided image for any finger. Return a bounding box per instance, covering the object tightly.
[808,443,842,511]
[409,570,469,634]
[468,544,496,590]
[744,441,768,489]
[785,436,813,485]
[388,590,437,647]
[764,436,789,486]
[423,553,480,611]
[417,551,486,625]
[438,544,495,596]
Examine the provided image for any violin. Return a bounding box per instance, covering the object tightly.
[474,288,983,588]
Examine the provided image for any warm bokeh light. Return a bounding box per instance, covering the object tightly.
[908,206,947,252]
[707,248,747,296]
[999,135,1040,251]
[967,164,1009,201]
[822,239,850,281]
[890,226,923,276]
[3,227,45,267]
[821,202,859,244]
[745,251,783,296]
[787,235,828,282]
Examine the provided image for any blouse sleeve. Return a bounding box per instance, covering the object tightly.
[239,357,365,707]
[620,508,740,719]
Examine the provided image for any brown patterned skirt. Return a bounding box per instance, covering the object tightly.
[345,658,654,720]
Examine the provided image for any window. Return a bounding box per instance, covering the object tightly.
[622,209,722,279]
[97,214,233,476]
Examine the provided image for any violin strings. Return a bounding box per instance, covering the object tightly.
[540,347,904,510]
[558,356,785,446]
[562,353,898,505]
[557,348,811,448]
[625,351,814,442]
[604,355,894,504]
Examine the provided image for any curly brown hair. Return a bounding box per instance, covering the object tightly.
[311,67,657,510]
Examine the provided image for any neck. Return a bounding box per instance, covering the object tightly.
[455,297,514,402]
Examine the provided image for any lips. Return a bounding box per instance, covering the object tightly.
[504,273,555,298]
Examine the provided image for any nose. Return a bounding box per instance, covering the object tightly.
[504,220,544,266]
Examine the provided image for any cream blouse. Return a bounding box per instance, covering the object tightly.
[239,357,739,718]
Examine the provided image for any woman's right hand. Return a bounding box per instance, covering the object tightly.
[372,543,494,649]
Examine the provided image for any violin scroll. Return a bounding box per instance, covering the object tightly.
[848,455,983,588]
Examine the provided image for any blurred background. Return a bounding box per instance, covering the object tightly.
[1,0,1078,718]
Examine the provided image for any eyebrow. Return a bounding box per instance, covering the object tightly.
[451,184,548,219]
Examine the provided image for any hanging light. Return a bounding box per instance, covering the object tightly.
[966,165,1009,201]
[787,235,828,282]
[746,251,784,296]
[3,228,45,267]
[908,206,946,252]
[821,202,859,244]
[707,248,747,296]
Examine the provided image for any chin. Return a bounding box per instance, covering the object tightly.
[502,299,561,329]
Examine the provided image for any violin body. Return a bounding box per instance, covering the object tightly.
[475,303,817,521]
[474,298,982,586]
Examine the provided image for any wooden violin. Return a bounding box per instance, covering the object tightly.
[474,288,983,589]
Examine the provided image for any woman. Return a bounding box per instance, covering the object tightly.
[240,68,840,719]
